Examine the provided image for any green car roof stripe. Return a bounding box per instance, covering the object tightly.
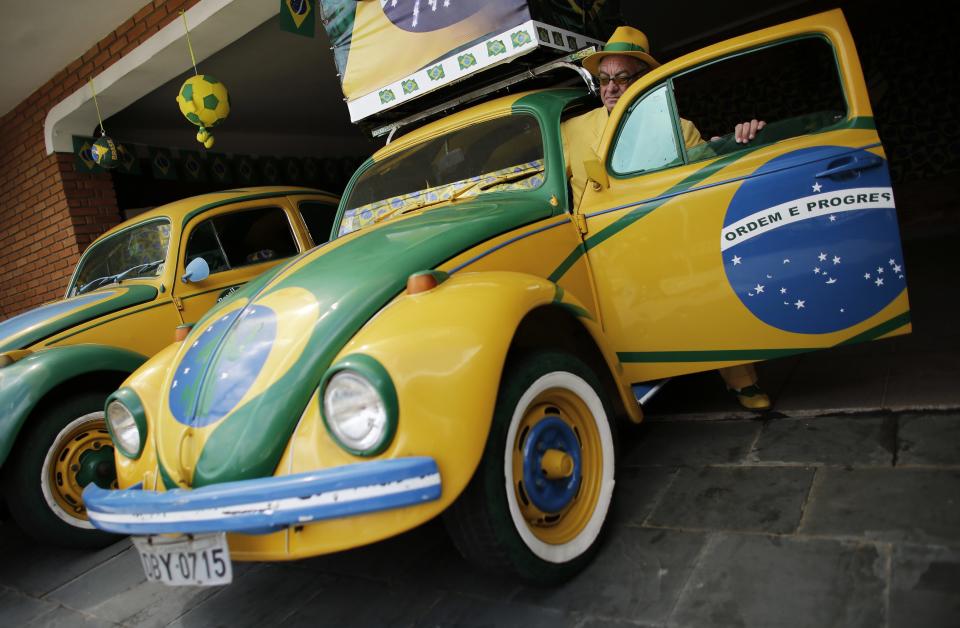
[193,198,555,486]
[0,285,159,352]
[180,189,318,228]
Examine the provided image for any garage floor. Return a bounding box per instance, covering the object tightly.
[2,195,958,628]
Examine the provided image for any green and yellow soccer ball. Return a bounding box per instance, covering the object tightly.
[176,75,230,148]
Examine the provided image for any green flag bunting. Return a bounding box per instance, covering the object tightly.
[280,0,315,37]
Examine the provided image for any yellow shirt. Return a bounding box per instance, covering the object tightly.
[561,106,703,206]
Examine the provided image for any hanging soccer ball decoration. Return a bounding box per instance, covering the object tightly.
[176,74,230,149]
[90,135,119,169]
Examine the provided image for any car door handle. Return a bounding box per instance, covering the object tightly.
[815,154,883,179]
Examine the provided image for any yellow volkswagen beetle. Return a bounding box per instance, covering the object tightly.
[0,187,338,548]
[84,11,909,584]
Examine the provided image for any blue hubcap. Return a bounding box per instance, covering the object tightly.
[521,416,582,513]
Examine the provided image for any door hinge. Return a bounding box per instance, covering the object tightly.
[574,213,588,235]
[173,296,184,311]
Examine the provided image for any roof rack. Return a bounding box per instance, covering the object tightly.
[374,48,598,143]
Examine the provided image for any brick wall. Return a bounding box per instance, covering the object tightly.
[0,0,200,319]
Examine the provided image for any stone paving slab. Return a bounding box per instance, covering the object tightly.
[514,528,706,625]
[417,593,581,628]
[889,543,960,628]
[0,585,59,626]
[298,519,522,600]
[165,564,335,628]
[800,468,960,546]
[280,577,444,628]
[646,467,815,534]
[619,421,760,468]
[0,528,129,598]
[43,545,222,628]
[669,534,886,628]
[897,413,960,465]
[751,415,896,466]
[23,605,122,627]
[609,466,678,527]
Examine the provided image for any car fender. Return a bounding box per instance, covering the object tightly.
[0,344,147,467]
[110,340,185,490]
[292,270,636,509]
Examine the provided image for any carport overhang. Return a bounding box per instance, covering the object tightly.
[44,0,276,155]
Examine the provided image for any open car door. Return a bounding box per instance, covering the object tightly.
[573,9,909,384]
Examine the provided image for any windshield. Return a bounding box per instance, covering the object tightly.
[69,219,171,296]
[339,114,545,236]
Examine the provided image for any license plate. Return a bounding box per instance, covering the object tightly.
[133,533,233,586]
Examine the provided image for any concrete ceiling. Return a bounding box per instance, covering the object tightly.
[0,0,153,116]
[11,0,815,158]
[105,16,382,158]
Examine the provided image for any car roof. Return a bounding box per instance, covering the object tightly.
[97,186,338,240]
[374,88,583,161]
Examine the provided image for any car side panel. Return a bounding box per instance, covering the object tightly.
[42,299,182,357]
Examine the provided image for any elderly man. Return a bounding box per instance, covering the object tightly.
[561,26,771,411]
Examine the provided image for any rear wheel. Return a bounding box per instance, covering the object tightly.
[3,392,120,549]
[444,351,616,583]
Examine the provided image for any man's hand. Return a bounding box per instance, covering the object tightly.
[734,119,765,143]
[709,119,767,143]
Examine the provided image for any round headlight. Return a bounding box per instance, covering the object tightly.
[323,370,389,453]
[106,399,140,457]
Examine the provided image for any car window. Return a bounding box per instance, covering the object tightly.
[298,201,337,245]
[185,206,298,274]
[610,85,683,174]
[612,37,848,173]
[677,37,846,163]
[338,115,544,236]
[70,219,171,296]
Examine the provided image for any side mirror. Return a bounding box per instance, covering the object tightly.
[583,158,609,191]
[181,257,210,284]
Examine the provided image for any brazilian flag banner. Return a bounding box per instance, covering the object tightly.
[236,156,258,185]
[116,144,141,175]
[280,0,315,38]
[181,151,207,182]
[320,0,620,122]
[73,136,100,172]
[209,154,233,185]
[150,148,178,181]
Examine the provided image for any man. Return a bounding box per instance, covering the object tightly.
[562,26,771,411]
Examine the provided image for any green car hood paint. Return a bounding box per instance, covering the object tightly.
[163,197,554,487]
[0,344,147,466]
[0,285,159,352]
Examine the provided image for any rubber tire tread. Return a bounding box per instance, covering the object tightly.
[442,350,615,584]
[2,391,120,549]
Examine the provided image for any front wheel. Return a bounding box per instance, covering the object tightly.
[3,392,121,549]
[444,351,616,584]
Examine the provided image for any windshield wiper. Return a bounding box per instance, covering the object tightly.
[76,259,164,295]
[370,181,481,226]
[476,167,544,191]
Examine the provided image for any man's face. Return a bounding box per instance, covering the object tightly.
[598,55,646,112]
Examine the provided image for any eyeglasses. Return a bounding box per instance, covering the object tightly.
[597,72,642,87]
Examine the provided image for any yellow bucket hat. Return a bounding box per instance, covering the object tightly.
[582,26,660,76]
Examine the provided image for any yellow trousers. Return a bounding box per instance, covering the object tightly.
[718,364,758,391]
